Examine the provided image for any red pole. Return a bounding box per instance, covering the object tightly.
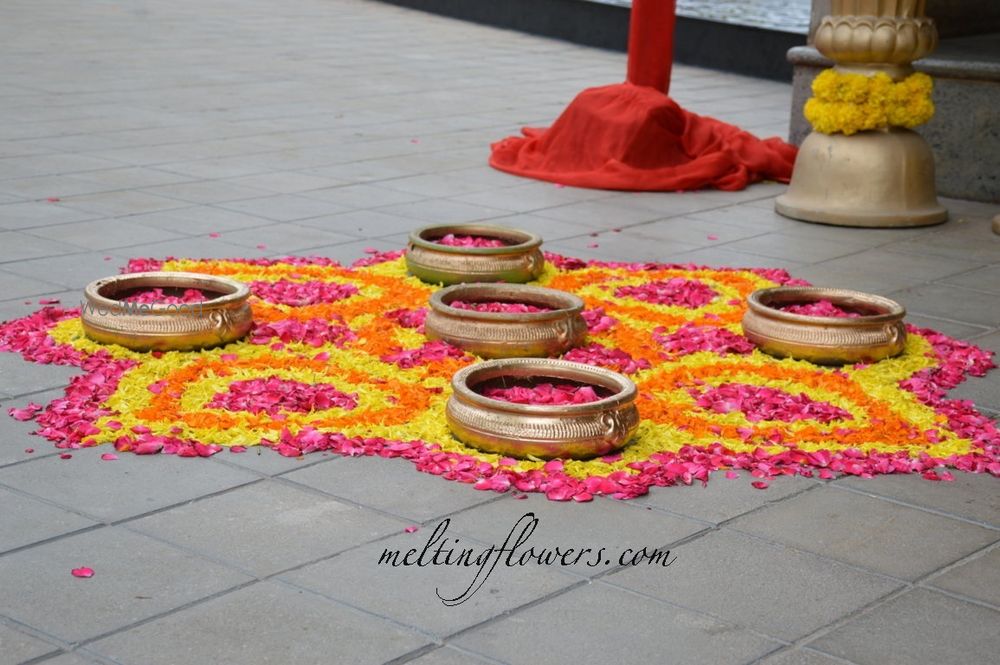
[626,0,678,93]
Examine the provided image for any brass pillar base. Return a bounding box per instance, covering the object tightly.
[776,129,948,228]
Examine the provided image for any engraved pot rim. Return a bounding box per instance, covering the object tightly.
[451,358,637,416]
[748,287,905,324]
[429,284,584,323]
[409,223,542,256]
[84,271,251,313]
[81,271,253,351]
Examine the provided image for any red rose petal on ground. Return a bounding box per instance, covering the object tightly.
[38,298,60,305]
[751,480,770,489]
[71,567,94,578]
[46,197,61,202]
[100,453,118,461]
[24,448,34,454]
[707,234,719,241]
[404,526,419,533]
[9,402,43,421]
[59,453,72,459]
[208,232,220,238]
[725,470,739,479]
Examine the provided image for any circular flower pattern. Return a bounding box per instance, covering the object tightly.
[1,250,997,501]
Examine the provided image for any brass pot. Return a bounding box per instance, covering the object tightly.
[425,284,586,359]
[81,272,253,351]
[447,358,639,460]
[741,287,907,365]
[405,223,544,285]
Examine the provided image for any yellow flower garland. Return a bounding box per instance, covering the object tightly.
[804,69,935,136]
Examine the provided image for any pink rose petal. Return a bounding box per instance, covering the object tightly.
[100,453,118,461]
[71,567,94,578]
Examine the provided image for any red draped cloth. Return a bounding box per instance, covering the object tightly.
[488,0,797,191]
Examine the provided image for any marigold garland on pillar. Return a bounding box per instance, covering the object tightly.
[804,70,935,136]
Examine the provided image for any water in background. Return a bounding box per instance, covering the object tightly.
[602,0,811,35]
[678,0,810,34]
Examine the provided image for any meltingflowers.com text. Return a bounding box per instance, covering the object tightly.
[378,512,676,605]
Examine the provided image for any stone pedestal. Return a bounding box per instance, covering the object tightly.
[777,0,949,227]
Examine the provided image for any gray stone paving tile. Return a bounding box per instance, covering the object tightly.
[0,269,65,299]
[214,222,358,254]
[546,235,701,263]
[147,157,273,180]
[758,649,859,665]
[807,588,1000,665]
[302,183,425,209]
[128,480,404,577]
[0,232,82,264]
[223,171,347,194]
[0,526,253,644]
[452,583,779,665]
[970,329,1000,352]
[533,199,666,227]
[303,160,420,184]
[280,530,578,638]
[885,283,1000,328]
[377,199,512,225]
[87,581,429,665]
[284,456,497,522]
[407,647,502,665]
[216,194,352,222]
[947,368,1000,412]
[0,174,117,200]
[24,219,186,252]
[835,473,1000,528]
[440,494,706,578]
[927,545,1000,607]
[52,191,190,218]
[631,215,769,247]
[289,238,403,265]
[109,237,269,261]
[789,263,922,295]
[0,623,60,664]
[0,447,259,522]
[0,389,63,467]
[607,529,901,641]
[719,233,873,264]
[885,221,1000,262]
[0,486,98,553]
[450,182,609,213]
[686,203,804,234]
[295,208,435,238]
[32,652,115,665]
[728,486,998,581]
[633,473,817,525]
[0,355,79,399]
[209,447,333,476]
[3,153,124,179]
[2,253,125,291]
[669,246,810,270]
[125,207,272,236]
[903,313,992,341]
[138,180,268,204]
[813,249,983,284]
[73,167,197,190]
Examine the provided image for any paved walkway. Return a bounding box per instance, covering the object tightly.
[0,1,998,664]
